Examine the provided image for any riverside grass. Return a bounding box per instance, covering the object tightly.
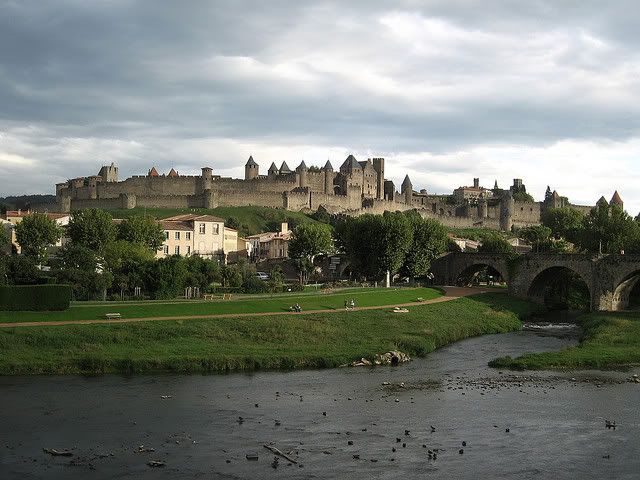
[0,287,440,324]
[0,294,540,375]
[490,310,640,371]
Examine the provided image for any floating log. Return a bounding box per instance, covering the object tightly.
[263,444,297,464]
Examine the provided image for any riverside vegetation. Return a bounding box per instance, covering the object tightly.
[490,310,640,371]
[0,293,540,375]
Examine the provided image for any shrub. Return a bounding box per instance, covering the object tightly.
[0,284,71,311]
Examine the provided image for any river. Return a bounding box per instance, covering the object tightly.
[1,324,638,479]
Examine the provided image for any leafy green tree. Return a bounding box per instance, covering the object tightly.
[577,201,640,254]
[268,265,285,292]
[117,215,165,251]
[519,225,552,253]
[14,213,62,263]
[67,209,116,254]
[513,191,535,202]
[56,244,114,300]
[221,264,244,288]
[289,223,334,283]
[478,234,515,254]
[541,207,584,242]
[400,214,448,280]
[6,255,43,285]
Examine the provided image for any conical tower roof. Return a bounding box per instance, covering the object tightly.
[268,162,279,173]
[168,168,178,177]
[340,154,361,171]
[148,167,159,177]
[324,160,333,171]
[279,161,292,174]
[402,174,412,187]
[610,191,623,206]
[245,155,258,167]
[296,160,308,171]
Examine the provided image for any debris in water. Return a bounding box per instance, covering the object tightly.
[43,448,73,457]
[147,460,165,468]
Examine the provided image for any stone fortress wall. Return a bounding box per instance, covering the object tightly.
[51,156,606,231]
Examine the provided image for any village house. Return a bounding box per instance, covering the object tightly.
[247,222,291,261]
[2,210,70,254]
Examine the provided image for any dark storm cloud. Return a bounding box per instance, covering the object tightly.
[0,0,639,211]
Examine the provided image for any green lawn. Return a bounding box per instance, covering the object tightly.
[0,293,541,375]
[0,287,441,323]
[108,205,320,236]
[490,310,640,370]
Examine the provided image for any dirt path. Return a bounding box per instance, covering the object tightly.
[0,287,496,328]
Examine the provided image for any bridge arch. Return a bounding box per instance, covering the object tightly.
[611,269,640,310]
[455,263,507,287]
[526,266,592,310]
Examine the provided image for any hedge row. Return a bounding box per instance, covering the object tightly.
[0,285,71,311]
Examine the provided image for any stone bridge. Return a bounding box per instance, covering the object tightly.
[430,252,640,311]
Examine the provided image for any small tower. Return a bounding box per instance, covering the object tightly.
[201,167,213,191]
[245,155,259,180]
[323,160,334,194]
[372,157,385,200]
[401,175,413,205]
[268,162,279,178]
[296,160,308,188]
[610,191,624,209]
[279,161,292,175]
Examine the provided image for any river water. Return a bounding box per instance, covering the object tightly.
[1,326,639,479]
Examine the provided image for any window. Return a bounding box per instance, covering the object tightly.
[212,224,219,234]
[164,231,169,240]
[186,232,191,240]
[163,245,169,255]
[175,231,180,240]
[175,245,180,255]
[199,223,206,234]
[186,246,191,255]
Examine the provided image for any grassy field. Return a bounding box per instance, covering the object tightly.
[0,293,541,375]
[490,310,640,370]
[0,287,441,323]
[107,205,320,236]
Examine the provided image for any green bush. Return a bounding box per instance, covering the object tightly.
[0,284,71,311]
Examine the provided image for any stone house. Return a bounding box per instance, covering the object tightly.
[247,222,291,261]
[2,210,70,254]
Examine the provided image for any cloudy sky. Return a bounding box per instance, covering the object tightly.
[1,0,639,213]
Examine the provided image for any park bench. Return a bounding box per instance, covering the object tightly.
[222,293,232,300]
[105,313,121,320]
[202,294,215,301]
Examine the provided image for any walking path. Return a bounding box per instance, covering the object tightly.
[0,287,496,328]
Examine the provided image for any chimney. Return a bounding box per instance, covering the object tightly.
[280,222,289,234]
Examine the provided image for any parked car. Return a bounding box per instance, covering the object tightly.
[256,272,270,280]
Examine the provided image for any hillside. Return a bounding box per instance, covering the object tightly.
[107,206,321,237]
[0,195,56,213]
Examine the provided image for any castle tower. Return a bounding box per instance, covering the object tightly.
[401,175,413,205]
[478,198,488,218]
[473,178,480,188]
[279,161,292,175]
[245,155,259,180]
[372,157,385,200]
[87,176,99,200]
[201,167,213,192]
[499,194,515,231]
[323,160,333,194]
[610,191,623,209]
[296,160,308,188]
[98,163,118,183]
[268,162,279,178]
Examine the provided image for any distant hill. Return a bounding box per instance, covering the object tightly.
[0,194,56,213]
[108,205,322,237]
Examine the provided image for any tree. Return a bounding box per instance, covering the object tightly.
[288,223,334,284]
[13,213,62,263]
[117,215,165,251]
[513,191,535,203]
[541,207,584,241]
[577,201,640,254]
[478,234,514,254]
[400,214,448,280]
[56,244,114,300]
[67,209,116,254]
[519,225,552,253]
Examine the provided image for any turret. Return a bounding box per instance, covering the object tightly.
[296,160,308,188]
[610,191,623,208]
[323,160,333,194]
[401,175,413,205]
[245,155,259,180]
[499,193,515,231]
[268,162,279,178]
[279,161,292,175]
[372,157,385,200]
[201,167,213,191]
[478,197,488,218]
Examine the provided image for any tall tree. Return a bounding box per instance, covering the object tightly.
[13,213,62,263]
[288,223,334,284]
[478,234,515,254]
[519,225,552,253]
[67,209,116,254]
[400,214,448,280]
[577,200,640,254]
[541,207,584,242]
[117,215,165,251]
